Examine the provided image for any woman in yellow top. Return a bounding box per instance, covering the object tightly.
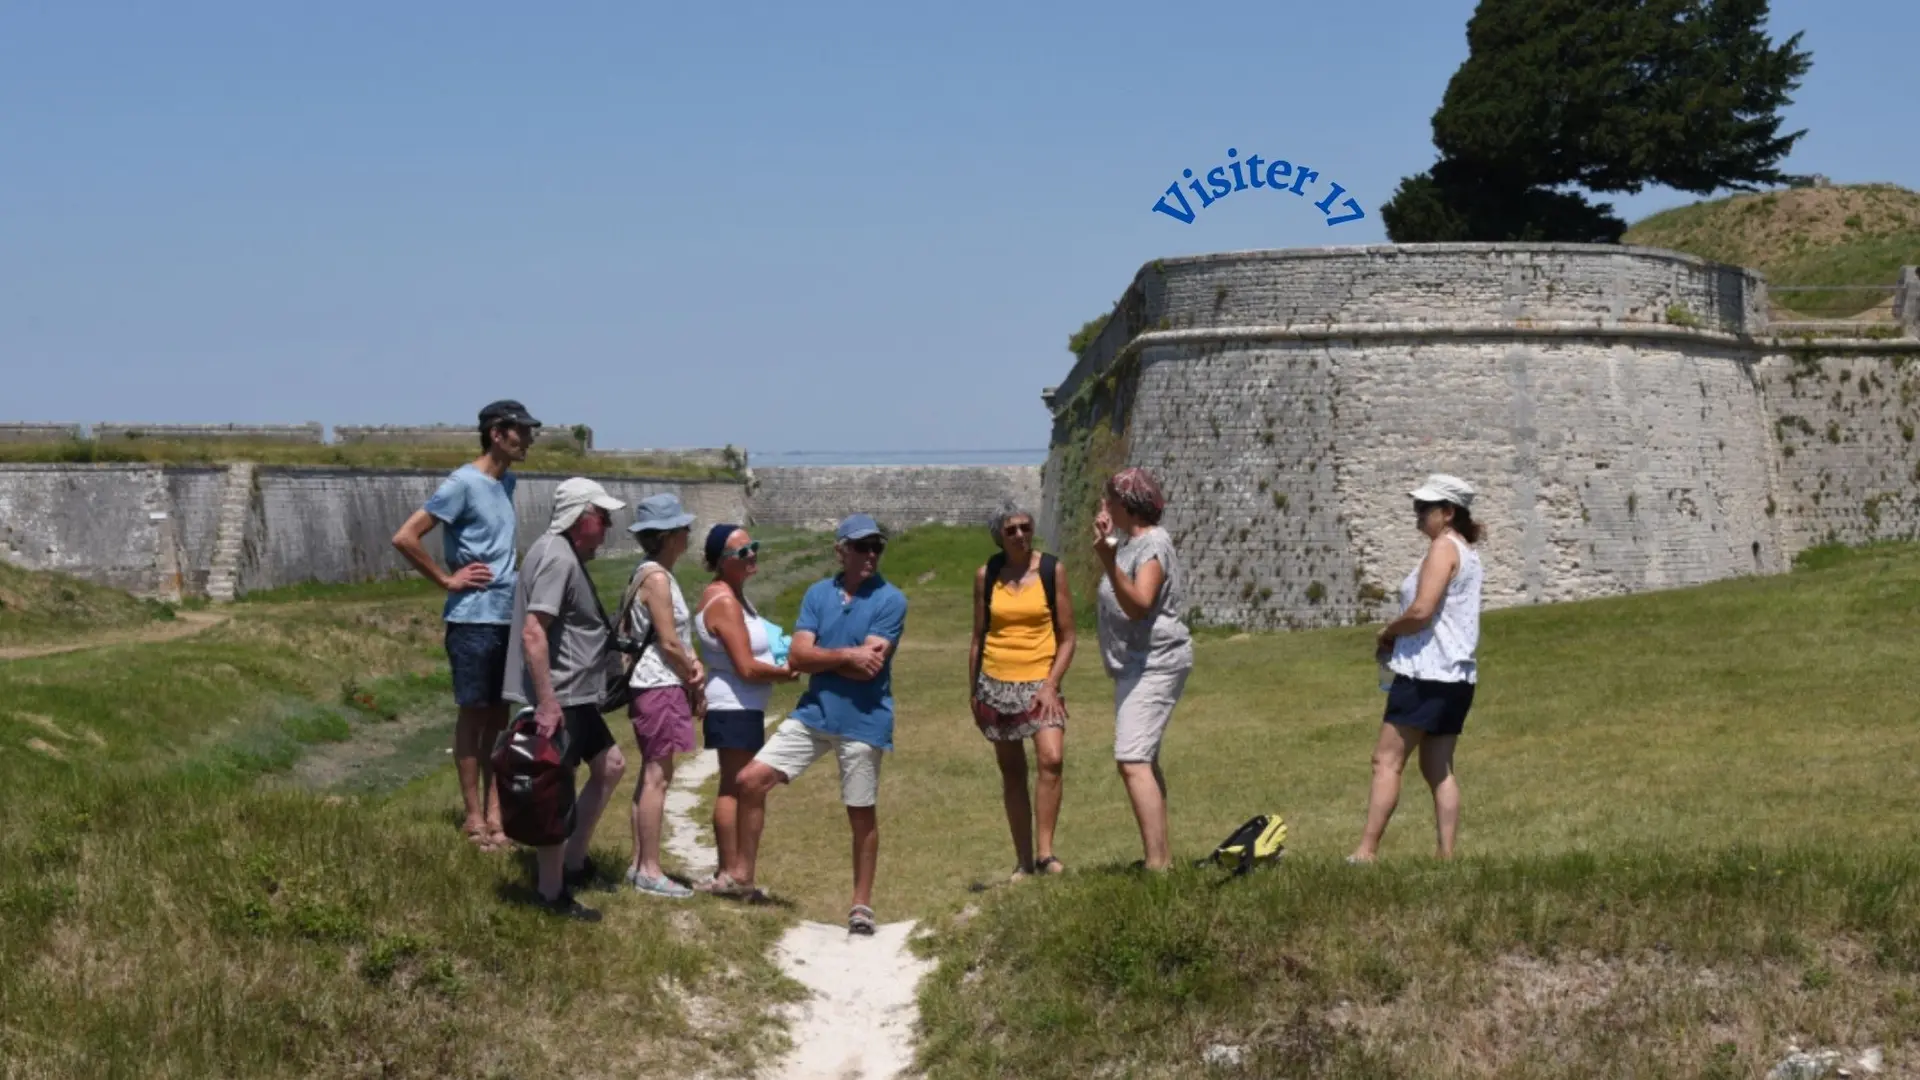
[970,499,1077,880]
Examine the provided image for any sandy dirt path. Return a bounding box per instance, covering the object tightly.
[0,610,229,661]
[664,743,934,1080]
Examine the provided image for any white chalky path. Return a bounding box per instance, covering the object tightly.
[665,743,934,1080]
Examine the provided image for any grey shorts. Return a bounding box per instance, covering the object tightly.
[1113,666,1190,763]
[753,717,883,807]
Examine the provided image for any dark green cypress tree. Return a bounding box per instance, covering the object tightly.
[1383,0,1813,243]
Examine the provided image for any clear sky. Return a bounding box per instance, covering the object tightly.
[2,1,1911,463]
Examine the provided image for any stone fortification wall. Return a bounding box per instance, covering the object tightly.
[334,424,594,452]
[591,448,738,471]
[0,463,748,599]
[749,466,1043,534]
[93,422,325,444]
[234,469,749,596]
[0,423,84,444]
[1043,244,1920,630]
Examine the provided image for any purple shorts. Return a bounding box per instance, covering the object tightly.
[629,686,696,761]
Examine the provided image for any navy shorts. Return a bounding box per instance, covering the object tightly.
[1383,675,1475,736]
[703,708,768,752]
[446,623,511,708]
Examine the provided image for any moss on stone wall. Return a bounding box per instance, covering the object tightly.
[1044,350,1140,620]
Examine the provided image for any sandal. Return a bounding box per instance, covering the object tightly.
[692,872,736,895]
[1035,855,1065,875]
[848,904,877,936]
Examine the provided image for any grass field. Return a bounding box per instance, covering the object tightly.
[0,560,178,647]
[0,437,741,480]
[0,569,797,1079]
[722,529,1920,1077]
[7,525,1920,1076]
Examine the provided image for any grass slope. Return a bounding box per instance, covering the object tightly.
[1624,183,1920,317]
[0,560,176,646]
[706,527,1920,1075]
[0,583,797,1078]
[0,438,740,480]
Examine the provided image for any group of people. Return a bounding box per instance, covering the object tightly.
[394,401,1485,928]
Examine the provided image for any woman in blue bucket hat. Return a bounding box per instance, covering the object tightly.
[621,493,703,899]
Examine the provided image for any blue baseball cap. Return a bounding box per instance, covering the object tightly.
[835,513,885,542]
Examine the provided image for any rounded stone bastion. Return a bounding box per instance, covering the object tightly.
[1040,243,1798,631]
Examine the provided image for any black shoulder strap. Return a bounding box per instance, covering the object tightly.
[1039,553,1059,621]
[979,552,1006,650]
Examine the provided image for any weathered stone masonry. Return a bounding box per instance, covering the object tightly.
[1042,244,1920,631]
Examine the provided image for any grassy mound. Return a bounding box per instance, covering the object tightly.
[0,438,742,480]
[0,581,796,1077]
[1624,183,1920,317]
[0,561,175,646]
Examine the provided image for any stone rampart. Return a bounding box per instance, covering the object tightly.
[0,464,749,599]
[334,424,594,451]
[0,423,84,444]
[93,422,325,444]
[1043,245,1920,630]
[749,466,1043,534]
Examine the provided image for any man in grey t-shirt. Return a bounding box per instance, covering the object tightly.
[502,477,629,920]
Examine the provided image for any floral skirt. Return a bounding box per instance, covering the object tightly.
[971,671,1067,742]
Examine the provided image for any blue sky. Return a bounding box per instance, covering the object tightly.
[2,2,1911,464]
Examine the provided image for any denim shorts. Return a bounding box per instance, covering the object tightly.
[445,622,511,708]
[1383,675,1475,736]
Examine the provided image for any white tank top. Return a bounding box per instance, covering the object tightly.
[696,591,775,712]
[627,562,693,690]
[1388,532,1481,684]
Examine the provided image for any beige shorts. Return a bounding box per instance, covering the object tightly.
[1113,666,1190,763]
[753,717,884,807]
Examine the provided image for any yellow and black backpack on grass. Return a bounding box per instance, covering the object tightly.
[1198,814,1288,876]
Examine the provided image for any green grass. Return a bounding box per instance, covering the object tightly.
[710,527,1920,1075]
[0,437,742,480]
[0,588,797,1078]
[0,561,175,646]
[1624,183,1920,319]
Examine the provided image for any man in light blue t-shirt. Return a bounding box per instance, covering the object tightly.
[734,513,907,935]
[391,399,541,852]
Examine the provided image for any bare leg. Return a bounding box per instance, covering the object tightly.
[847,805,878,909]
[630,754,675,879]
[564,746,627,873]
[1032,727,1065,869]
[713,748,757,881]
[732,761,784,888]
[993,739,1034,873]
[535,845,566,902]
[1351,724,1420,862]
[1418,734,1461,859]
[454,704,498,839]
[1117,761,1171,869]
[478,704,508,843]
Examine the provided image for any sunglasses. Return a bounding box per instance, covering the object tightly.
[723,541,760,560]
[1002,522,1034,536]
[849,538,886,555]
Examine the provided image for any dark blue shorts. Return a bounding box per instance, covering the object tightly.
[445,623,511,708]
[703,708,767,752]
[1383,675,1475,736]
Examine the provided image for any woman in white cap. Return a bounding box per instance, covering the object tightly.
[1350,473,1483,863]
[622,493,702,899]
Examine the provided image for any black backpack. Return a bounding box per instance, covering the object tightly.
[979,551,1061,653]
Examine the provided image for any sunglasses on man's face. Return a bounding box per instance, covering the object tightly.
[724,541,760,560]
[850,538,886,555]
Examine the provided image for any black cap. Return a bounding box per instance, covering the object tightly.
[478,400,542,431]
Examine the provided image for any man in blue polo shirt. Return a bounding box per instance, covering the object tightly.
[733,513,907,934]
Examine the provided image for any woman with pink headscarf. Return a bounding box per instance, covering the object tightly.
[1092,466,1193,871]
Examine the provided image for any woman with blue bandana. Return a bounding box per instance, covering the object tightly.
[692,523,798,897]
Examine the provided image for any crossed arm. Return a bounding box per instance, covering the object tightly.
[788,631,893,681]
